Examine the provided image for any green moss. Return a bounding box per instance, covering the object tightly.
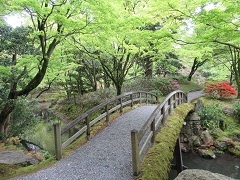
[140,103,194,180]
[0,157,57,180]
[198,149,215,158]
[228,147,240,157]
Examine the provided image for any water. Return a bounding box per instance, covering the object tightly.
[169,152,240,180]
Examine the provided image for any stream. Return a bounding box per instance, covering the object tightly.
[169,152,240,179]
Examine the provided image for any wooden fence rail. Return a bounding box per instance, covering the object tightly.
[54,91,159,160]
[131,90,188,177]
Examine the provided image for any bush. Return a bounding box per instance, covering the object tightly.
[205,81,236,98]
[197,103,225,130]
[9,98,40,137]
[122,77,152,92]
[233,102,240,119]
[152,77,180,96]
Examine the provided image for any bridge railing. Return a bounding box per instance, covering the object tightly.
[131,90,188,176]
[53,91,159,160]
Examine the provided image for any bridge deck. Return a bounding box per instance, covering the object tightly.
[14,106,157,180]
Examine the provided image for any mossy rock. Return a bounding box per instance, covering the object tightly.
[228,147,240,157]
[0,163,20,176]
[198,149,216,159]
[140,103,194,180]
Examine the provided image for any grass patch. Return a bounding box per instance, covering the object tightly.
[0,157,57,180]
[140,103,194,180]
[178,78,203,92]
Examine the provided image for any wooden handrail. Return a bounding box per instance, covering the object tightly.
[131,90,188,176]
[54,91,158,160]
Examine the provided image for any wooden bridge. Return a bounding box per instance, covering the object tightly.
[51,90,192,179]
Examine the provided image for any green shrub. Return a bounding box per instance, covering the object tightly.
[122,77,153,92]
[9,98,40,137]
[152,77,180,96]
[197,103,225,130]
[205,81,237,99]
[233,102,240,122]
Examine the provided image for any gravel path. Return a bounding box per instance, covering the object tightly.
[187,90,204,102]
[12,106,157,180]
[12,91,204,180]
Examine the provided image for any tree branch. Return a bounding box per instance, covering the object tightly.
[213,40,240,50]
[36,75,58,98]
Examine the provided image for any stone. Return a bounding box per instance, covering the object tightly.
[221,136,233,144]
[174,169,236,180]
[214,141,228,151]
[195,99,204,113]
[180,143,190,153]
[198,149,216,158]
[222,106,234,116]
[228,147,240,157]
[0,151,39,166]
[200,130,213,146]
[190,135,201,147]
[232,132,240,142]
[189,113,200,121]
[183,138,188,142]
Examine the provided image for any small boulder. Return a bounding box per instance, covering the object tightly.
[180,143,190,153]
[221,136,234,145]
[228,144,240,157]
[195,100,204,113]
[232,132,240,142]
[0,151,39,166]
[214,141,228,151]
[190,135,201,147]
[198,149,216,159]
[222,106,234,116]
[174,169,236,180]
[201,130,213,146]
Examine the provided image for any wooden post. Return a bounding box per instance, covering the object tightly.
[180,93,184,104]
[139,92,142,105]
[146,93,148,104]
[131,129,140,177]
[173,94,177,108]
[151,118,156,143]
[156,96,159,103]
[175,93,179,106]
[162,106,166,125]
[54,123,62,160]
[174,137,183,174]
[185,93,188,103]
[170,97,174,112]
[130,94,133,107]
[105,104,109,124]
[86,116,90,140]
[120,97,123,113]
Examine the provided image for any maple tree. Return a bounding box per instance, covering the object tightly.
[205,81,237,98]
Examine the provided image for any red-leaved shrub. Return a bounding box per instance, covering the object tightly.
[205,81,237,98]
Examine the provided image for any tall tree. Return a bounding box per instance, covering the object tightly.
[0,0,107,135]
[185,1,240,97]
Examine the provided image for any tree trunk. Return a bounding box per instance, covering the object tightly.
[229,70,233,86]
[104,74,110,88]
[188,57,207,81]
[0,104,14,135]
[92,60,97,91]
[144,56,153,77]
[116,85,122,96]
